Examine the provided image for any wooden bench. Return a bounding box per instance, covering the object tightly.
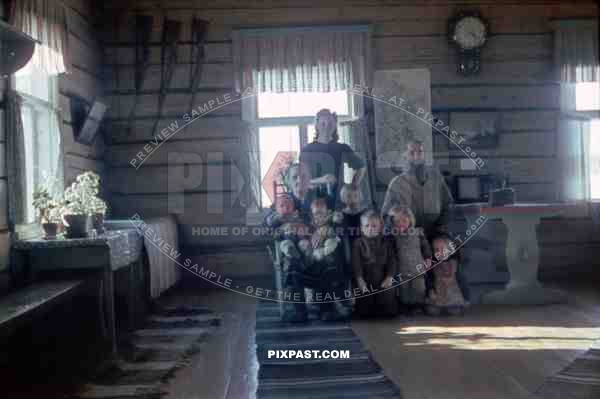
[0,280,85,339]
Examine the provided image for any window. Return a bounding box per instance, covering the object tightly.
[587,120,600,199]
[575,82,600,200]
[576,82,600,111]
[252,90,353,207]
[257,91,350,118]
[15,61,62,224]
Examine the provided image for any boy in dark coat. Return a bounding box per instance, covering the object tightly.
[352,211,398,317]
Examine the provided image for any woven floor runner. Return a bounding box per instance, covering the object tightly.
[255,301,402,399]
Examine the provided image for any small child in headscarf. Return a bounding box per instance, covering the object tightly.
[425,233,467,316]
[388,205,432,314]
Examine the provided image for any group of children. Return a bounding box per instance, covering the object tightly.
[353,208,468,318]
[266,183,468,322]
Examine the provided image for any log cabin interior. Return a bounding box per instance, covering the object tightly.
[1,0,600,398]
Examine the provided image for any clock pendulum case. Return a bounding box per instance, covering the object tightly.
[448,11,490,76]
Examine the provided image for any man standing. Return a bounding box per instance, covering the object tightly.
[382,140,471,303]
[381,140,453,238]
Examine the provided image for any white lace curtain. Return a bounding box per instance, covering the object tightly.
[554,19,599,203]
[232,25,370,93]
[5,92,27,228]
[555,19,599,83]
[9,0,70,75]
[7,0,66,232]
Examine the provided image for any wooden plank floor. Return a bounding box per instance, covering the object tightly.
[159,281,600,399]
[160,287,259,399]
[4,280,598,398]
[352,282,600,399]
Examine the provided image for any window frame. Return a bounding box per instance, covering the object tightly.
[10,66,62,231]
[568,81,600,202]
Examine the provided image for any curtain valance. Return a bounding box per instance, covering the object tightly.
[10,0,70,75]
[233,25,371,93]
[554,19,599,83]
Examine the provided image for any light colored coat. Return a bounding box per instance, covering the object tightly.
[382,166,453,235]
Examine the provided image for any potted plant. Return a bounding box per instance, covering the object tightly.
[32,186,62,239]
[90,196,108,235]
[62,171,101,238]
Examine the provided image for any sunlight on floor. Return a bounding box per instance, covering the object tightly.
[395,326,600,350]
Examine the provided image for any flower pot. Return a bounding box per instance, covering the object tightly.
[92,213,105,235]
[42,222,59,240]
[63,214,90,238]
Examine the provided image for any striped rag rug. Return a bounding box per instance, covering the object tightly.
[255,301,402,399]
[76,306,221,399]
[536,340,600,399]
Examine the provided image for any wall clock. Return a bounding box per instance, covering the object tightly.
[448,11,489,76]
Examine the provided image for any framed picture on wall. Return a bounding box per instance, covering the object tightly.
[374,69,432,167]
[450,112,500,148]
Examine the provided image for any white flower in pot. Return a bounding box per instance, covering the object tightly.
[89,196,108,235]
[62,171,102,238]
[32,186,62,239]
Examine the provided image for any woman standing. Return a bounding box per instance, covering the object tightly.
[300,109,367,208]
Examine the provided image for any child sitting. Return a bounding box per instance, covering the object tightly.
[264,194,311,322]
[265,194,310,260]
[337,184,367,280]
[425,234,467,316]
[272,196,310,258]
[352,211,398,317]
[388,205,432,314]
[338,184,366,241]
[302,198,349,321]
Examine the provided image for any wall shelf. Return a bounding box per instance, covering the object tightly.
[0,19,38,77]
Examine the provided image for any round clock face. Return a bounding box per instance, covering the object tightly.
[453,16,487,50]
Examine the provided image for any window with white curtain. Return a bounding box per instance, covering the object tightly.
[555,19,599,202]
[233,25,370,208]
[14,61,62,223]
[574,81,600,200]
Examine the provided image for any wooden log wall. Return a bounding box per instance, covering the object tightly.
[60,0,106,184]
[101,0,600,280]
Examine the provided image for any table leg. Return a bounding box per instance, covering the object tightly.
[97,277,107,340]
[482,216,568,305]
[128,263,136,331]
[103,267,117,355]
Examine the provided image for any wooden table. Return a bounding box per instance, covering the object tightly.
[462,203,568,305]
[12,230,144,355]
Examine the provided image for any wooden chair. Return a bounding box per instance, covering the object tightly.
[267,181,288,316]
